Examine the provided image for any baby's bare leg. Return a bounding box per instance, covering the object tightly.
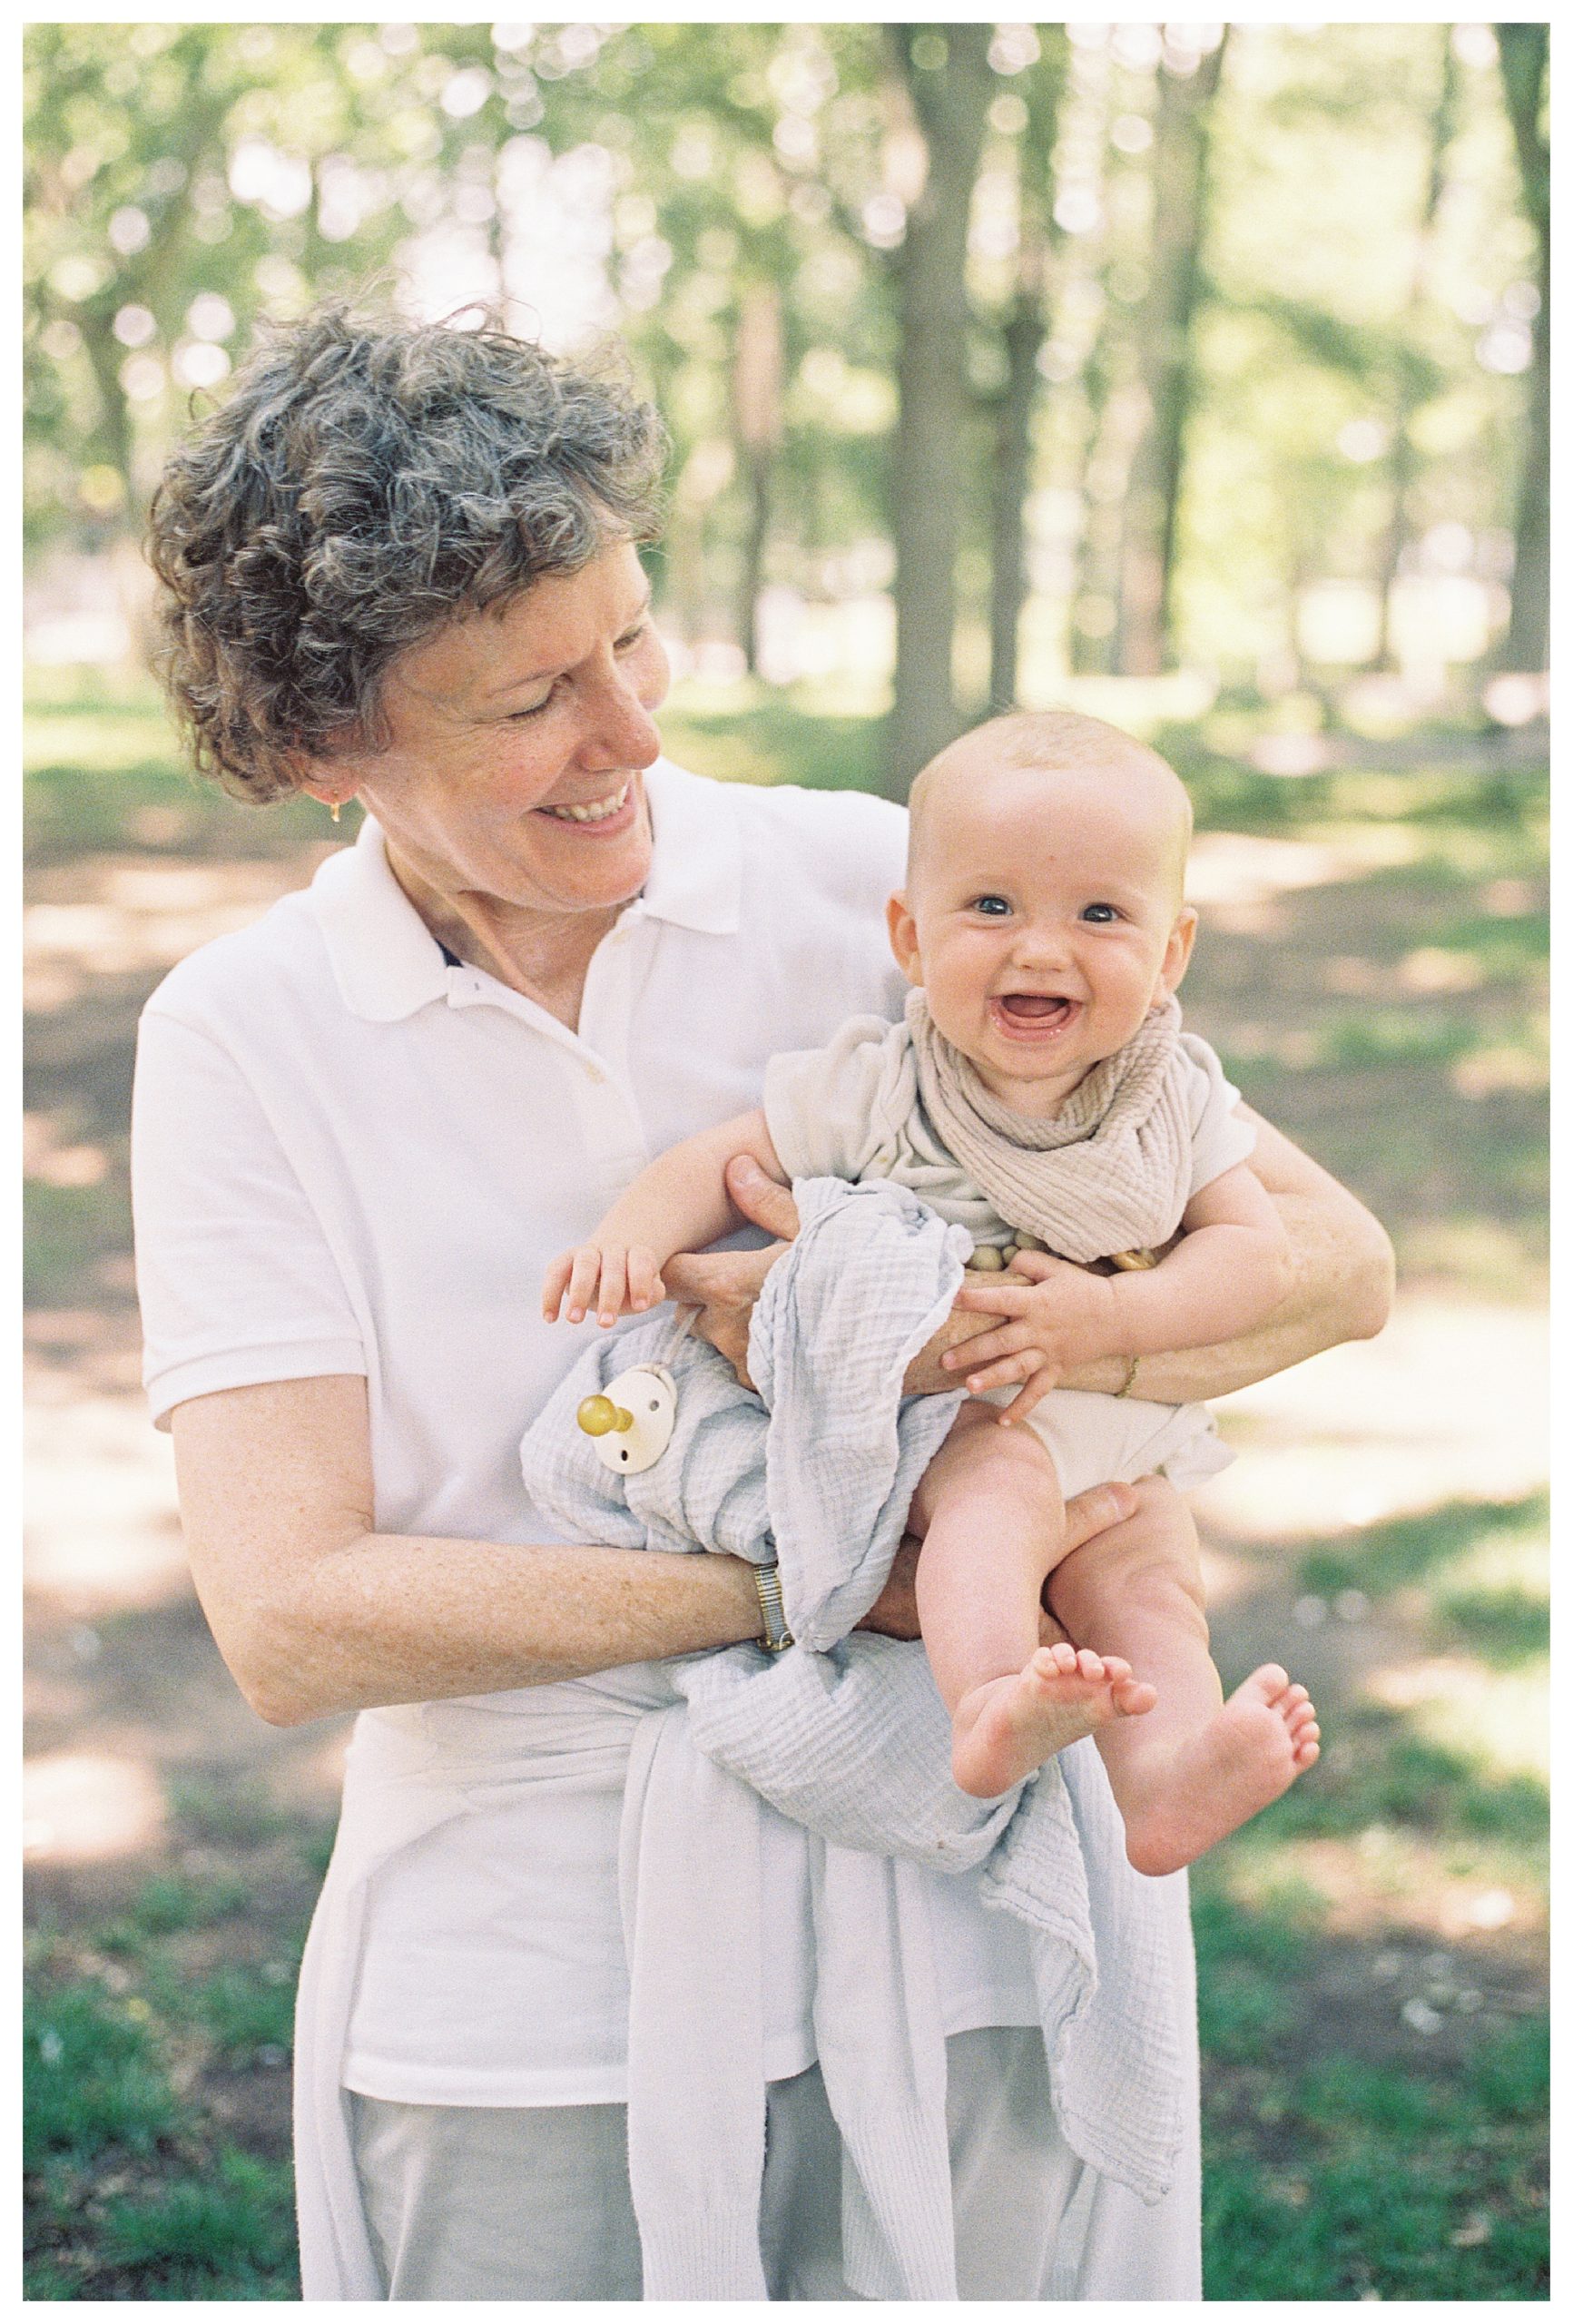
[909,1403,1155,1799]
[1049,1476,1320,1875]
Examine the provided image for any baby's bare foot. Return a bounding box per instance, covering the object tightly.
[951,1643,1157,1800]
[1119,1664,1320,1877]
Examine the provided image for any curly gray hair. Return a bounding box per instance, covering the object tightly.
[146,304,669,803]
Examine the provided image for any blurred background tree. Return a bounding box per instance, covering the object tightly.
[24,18,1548,792]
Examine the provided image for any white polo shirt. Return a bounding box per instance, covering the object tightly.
[132,758,1043,2104]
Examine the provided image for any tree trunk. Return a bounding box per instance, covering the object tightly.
[988,40,1065,713]
[886,22,996,795]
[1371,31,1456,669]
[732,281,782,675]
[1115,32,1227,677]
[1497,24,1549,674]
[988,289,1045,712]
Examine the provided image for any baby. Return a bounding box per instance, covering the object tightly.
[545,710,1320,1876]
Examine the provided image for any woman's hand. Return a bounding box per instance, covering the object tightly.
[661,1155,801,1386]
[854,1479,1138,1642]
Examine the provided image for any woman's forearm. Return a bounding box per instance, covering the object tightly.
[170,1376,766,1729]
[257,1532,765,1727]
[904,1184,1394,1403]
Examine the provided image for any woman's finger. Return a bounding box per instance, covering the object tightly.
[1060,1479,1138,1552]
[542,1255,573,1322]
[628,1253,664,1312]
[664,1242,780,1307]
[724,1154,801,1243]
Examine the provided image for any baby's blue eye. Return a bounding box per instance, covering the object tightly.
[971,894,1011,917]
[1080,902,1120,924]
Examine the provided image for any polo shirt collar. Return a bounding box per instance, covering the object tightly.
[634,757,742,937]
[309,756,742,1023]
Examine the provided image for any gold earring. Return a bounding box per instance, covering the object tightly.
[329,801,341,824]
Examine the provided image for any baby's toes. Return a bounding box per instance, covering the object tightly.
[1032,1642,1080,1679]
[1073,1648,1107,1683]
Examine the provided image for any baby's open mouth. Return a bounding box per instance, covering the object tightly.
[990,994,1080,1035]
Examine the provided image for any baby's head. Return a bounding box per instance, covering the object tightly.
[889,709,1199,1111]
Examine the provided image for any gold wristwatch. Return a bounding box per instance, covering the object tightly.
[753,1563,793,1652]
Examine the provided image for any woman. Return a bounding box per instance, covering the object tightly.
[133,307,1391,2300]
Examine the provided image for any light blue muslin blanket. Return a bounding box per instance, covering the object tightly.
[519,1175,1185,2301]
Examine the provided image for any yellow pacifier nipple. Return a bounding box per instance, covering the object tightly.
[577,1393,634,1438]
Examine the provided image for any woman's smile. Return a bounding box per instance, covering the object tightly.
[536,781,634,826]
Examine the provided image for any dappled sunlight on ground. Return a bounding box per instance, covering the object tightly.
[1186,823,1423,909]
[25,1752,167,1865]
[26,1376,190,1612]
[1224,1833,1545,1951]
[1364,1655,1548,1779]
[1198,1296,1546,1541]
[25,854,330,1013]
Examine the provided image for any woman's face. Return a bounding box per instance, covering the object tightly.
[308,540,670,921]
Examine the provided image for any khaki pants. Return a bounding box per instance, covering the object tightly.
[349,2025,1201,2300]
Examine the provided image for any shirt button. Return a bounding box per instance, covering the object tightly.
[585,1064,606,1085]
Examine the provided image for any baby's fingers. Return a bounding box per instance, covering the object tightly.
[542,1253,575,1323]
[997,1364,1059,1425]
[953,1280,1036,1316]
[564,1246,606,1325]
[595,1248,630,1327]
[959,1351,1043,1400]
[942,1321,1036,1374]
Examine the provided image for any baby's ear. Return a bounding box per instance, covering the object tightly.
[1156,906,1199,998]
[886,891,923,984]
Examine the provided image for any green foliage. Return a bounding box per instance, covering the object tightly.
[23,22,1544,683]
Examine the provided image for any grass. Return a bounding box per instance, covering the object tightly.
[25,1841,321,2300]
[1189,1485,1549,2296]
[1203,1995,1548,2299]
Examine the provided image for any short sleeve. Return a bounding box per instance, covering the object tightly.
[762,1014,915,1186]
[132,1009,367,1430]
[1180,1033,1257,1196]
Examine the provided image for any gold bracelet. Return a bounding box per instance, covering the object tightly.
[1113,1353,1140,1399]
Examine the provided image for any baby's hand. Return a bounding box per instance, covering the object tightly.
[542,1242,666,1327]
[949,1252,1123,1422]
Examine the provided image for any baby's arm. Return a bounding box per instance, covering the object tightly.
[954,1164,1293,1420]
[543,1108,789,1326]
[1097,1163,1294,1356]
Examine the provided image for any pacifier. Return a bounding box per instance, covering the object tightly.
[577,1363,678,1474]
